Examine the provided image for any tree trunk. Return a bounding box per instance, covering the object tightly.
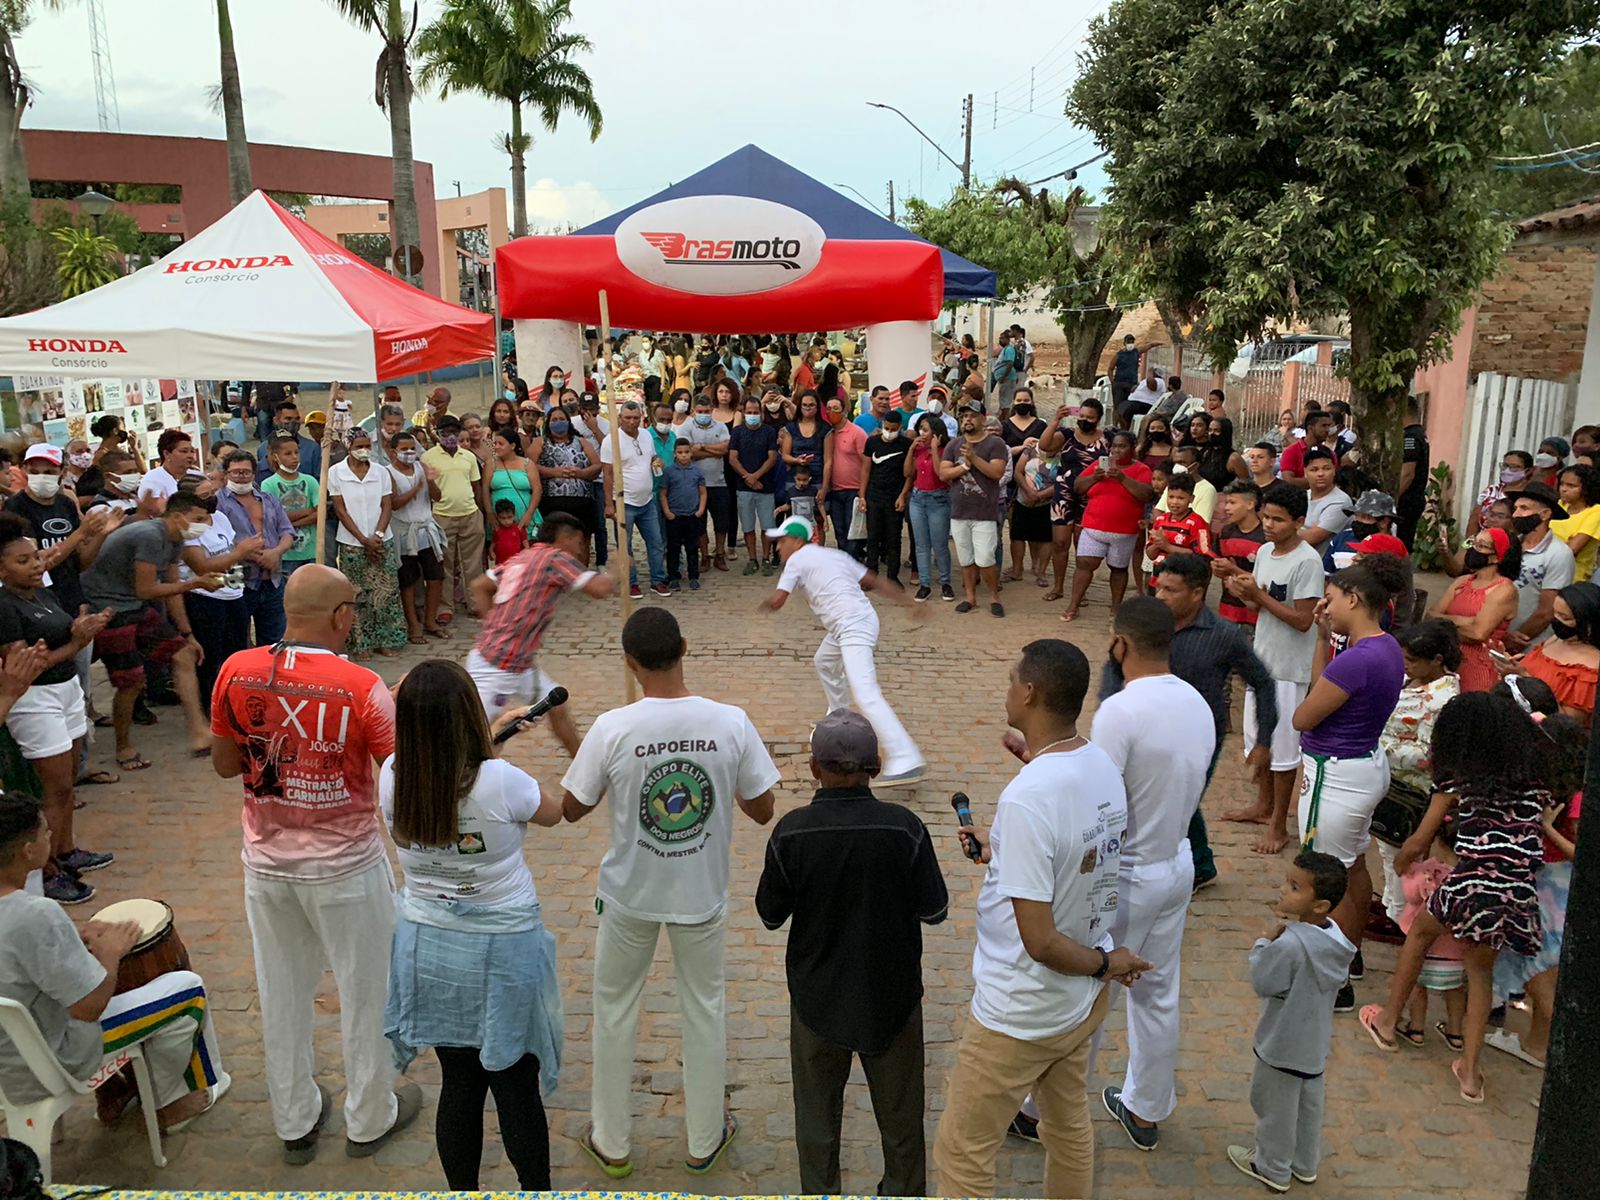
[1348,307,1409,496]
[1063,307,1121,389]
[216,0,254,205]
[384,0,421,287]
[0,26,30,204]
[509,99,527,239]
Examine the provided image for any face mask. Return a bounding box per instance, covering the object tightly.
[674,399,690,414]
[226,479,254,495]
[655,421,671,435]
[693,413,712,428]
[1463,548,1491,572]
[67,451,92,470]
[183,522,211,540]
[395,449,419,465]
[1014,405,1034,417]
[1077,418,1099,433]
[1551,618,1578,641]
[25,475,59,500]
[765,402,782,413]
[1501,467,1527,485]
[439,435,460,451]
[1350,519,1379,539]
[1534,453,1559,470]
[112,472,142,492]
[881,428,899,441]
[1511,513,1543,535]
[1149,431,1171,444]
[503,389,516,402]
[824,409,842,425]
[928,399,945,415]
[548,420,569,437]
[276,464,300,477]
[351,448,371,462]
[744,414,761,427]
[281,420,301,437]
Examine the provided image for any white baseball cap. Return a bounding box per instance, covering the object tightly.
[23,444,62,466]
[764,516,815,541]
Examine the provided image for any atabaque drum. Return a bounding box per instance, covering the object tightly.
[88,898,191,994]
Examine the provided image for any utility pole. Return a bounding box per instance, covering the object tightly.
[962,93,973,189]
[887,180,895,223]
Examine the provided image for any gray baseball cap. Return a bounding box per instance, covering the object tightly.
[810,709,880,770]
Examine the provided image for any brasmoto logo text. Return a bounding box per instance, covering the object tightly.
[25,337,127,369]
[615,196,824,296]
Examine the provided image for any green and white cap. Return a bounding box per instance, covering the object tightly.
[765,516,815,540]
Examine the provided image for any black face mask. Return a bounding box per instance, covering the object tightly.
[1511,514,1543,536]
[1077,418,1099,433]
[1014,405,1035,417]
[1350,520,1379,539]
[1551,618,1578,641]
[1463,548,1491,572]
[1149,431,1171,445]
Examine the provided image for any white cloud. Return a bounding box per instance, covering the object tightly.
[521,178,613,232]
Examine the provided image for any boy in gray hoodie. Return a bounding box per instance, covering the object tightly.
[1229,851,1356,1193]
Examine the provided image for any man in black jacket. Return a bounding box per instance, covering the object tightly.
[755,709,948,1196]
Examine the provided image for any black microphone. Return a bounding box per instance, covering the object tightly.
[492,686,570,744]
[951,791,984,862]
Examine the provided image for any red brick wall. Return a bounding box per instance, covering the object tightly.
[1469,243,1595,380]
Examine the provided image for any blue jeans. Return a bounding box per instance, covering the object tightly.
[909,489,952,586]
[245,580,286,646]
[623,500,666,587]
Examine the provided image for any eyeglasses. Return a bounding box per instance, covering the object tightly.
[331,600,356,618]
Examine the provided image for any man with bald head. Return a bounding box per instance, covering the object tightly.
[210,565,421,1165]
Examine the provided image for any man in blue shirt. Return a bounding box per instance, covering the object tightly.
[855,386,891,435]
[218,450,297,645]
[660,440,707,591]
[254,397,321,484]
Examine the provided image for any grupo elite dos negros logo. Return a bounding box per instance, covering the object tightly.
[615,195,825,296]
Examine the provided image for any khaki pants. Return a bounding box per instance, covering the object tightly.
[436,511,485,611]
[934,987,1111,1199]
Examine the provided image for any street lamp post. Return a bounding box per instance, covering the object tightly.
[867,102,970,188]
[75,187,114,235]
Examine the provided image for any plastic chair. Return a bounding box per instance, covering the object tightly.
[0,996,167,1181]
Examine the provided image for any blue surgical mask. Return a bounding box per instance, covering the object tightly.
[694,412,713,427]
[548,420,569,436]
[744,414,761,428]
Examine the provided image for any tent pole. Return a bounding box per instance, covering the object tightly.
[314,383,338,566]
[598,289,636,704]
[980,303,992,411]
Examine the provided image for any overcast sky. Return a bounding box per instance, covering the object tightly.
[17,0,1111,228]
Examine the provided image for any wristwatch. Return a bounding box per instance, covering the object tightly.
[1091,947,1110,980]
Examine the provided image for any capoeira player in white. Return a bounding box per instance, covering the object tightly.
[1014,596,1214,1148]
[761,516,926,787]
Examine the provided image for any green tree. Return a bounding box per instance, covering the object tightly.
[1070,0,1600,491]
[0,190,56,314]
[330,0,422,284]
[417,0,602,239]
[50,224,117,296]
[0,2,67,202]
[1487,44,1600,220]
[215,0,253,205]
[907,179,1119,388]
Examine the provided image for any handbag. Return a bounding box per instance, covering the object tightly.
[1369,776,1433,848]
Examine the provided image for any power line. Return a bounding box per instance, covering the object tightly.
[1494,148,1600,170]
[1493,139,1600,162]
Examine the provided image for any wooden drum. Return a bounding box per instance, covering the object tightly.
[88,898,191,993]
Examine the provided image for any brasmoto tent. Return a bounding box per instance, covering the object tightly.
[0,191,494,381]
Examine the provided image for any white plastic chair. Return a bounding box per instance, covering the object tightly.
[0,996,166,1181]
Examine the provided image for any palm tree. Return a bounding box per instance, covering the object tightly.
[329,0,422,284]
[215,0,253,204]
[0,2,67,202]
[417,0,601,239]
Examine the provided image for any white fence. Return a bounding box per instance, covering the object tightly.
[1459,373,1577,515]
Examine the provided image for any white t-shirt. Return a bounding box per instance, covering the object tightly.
[181,509,243,600]
[137,464,180,503]
[775,544,873,635]
[970,744,1128,1040]
[561,695,781,923]
[386,462,434,524]
[328,458,393,545]
[1091,675,1216,867]
[600,428,659,508]
[379,757,540,909]
[1252,540,1326,682]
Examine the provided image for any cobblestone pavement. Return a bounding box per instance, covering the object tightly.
[40,562,1539,1198]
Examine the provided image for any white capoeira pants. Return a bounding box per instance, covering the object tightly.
[1027,842,1195,1125]
[99,969,226,1107]
[244,858,398,1143]
[814,620,923,776]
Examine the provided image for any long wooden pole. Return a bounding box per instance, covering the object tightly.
[597,290,636,703]
[313,384,338,566]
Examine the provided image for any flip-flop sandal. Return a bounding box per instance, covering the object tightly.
[1358,1004,1399,1052]
[1435,1021,1465,1052]
[1060,609,1080,622]
[1034,575,1049,586]
[408,636,429,645]
[132,709,158,727]
[1451,1058,1485,1104]
[116,754,153,771]
[685,1114,738,1175]
[1397,1025,1426,1047]
[576,1125,632,1179]
[424,626,451,640]
[92,714,114,728]
[191,746,212,758]
[77,770,119,786]
[1043,591,1064,601]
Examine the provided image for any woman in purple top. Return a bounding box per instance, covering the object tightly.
[1292,564,1406,998]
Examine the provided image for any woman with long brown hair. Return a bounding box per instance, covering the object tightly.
[381,659,564,1193]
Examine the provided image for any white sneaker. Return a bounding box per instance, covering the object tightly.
[1227,1145,1289,1193]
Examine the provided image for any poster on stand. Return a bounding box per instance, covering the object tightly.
[99,378,126,413]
